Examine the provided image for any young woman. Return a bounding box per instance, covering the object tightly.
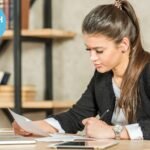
[13,0,150,140]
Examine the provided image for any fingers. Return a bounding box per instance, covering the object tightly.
[82,117,105,138]
[33,120,58,134]
[83,122,93,138]
[12,120,57,136]
[82,118,89,125]
[82,117,98,125]
[82,117,95,138]
[12,120,58,136]
[12,121,32,136]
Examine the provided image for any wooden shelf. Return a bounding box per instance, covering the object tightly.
[1,29,76,40]
[0,100,75,109]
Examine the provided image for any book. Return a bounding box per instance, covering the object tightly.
[0,71,10,85]
[0,0,4,9]
[21,0,30,29]
[3,0,10,29]
[3,0,30,29]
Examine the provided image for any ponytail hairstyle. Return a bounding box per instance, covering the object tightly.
[82,0,150,123]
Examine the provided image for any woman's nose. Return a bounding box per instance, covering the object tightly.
[90,50,98,61]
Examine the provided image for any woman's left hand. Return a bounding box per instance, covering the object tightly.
[82,117,115,139]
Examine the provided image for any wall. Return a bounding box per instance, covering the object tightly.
[51,0,150,101]
[0,0,150,103]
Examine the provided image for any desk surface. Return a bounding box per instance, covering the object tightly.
[0,130,149,150]
[0,140,149,150]
[109,140,150,150]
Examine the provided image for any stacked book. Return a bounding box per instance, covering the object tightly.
[0,0,30,29]
[0,85,36,101]
[0,71,10,84]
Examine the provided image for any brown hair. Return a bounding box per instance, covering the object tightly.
[82,0,150,123]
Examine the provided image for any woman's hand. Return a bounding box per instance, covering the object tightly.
[12,120,58,136]
[82,117,115,139]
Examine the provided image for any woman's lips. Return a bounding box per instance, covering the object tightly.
[95,64,102,68]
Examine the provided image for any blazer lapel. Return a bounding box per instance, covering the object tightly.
[95,72,116,124]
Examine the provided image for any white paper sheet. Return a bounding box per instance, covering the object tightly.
[36,133,92,142]
[8,109,49,136]
[9,109,94,142]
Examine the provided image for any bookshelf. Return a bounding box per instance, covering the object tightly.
[0,0,76,114]
[0,100,75,109]
[2,29,76,40]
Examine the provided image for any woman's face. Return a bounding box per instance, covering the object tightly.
[83,33,128,73]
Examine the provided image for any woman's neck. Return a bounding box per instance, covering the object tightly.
[112,57,129,88]
[112,56,129,78]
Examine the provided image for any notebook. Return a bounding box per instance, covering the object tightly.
[0,135,36,145]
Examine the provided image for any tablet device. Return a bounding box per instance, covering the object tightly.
[52,140,118,149]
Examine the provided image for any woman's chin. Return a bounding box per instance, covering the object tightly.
[96,68,109,73]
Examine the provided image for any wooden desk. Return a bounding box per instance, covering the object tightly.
[0,140,150,150]
[109,140,150,150]
[0,142,48,150]
[0,130,150,150]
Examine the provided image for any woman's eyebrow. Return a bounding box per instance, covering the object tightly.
[85,46,105,50]
[85,44,104,49]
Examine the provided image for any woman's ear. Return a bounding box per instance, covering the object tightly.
[119,37,130,53]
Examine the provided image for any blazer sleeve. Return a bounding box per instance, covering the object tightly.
[138,63,150,139]
[51,71,98,133]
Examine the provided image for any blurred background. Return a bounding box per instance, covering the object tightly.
[0,0,150,127]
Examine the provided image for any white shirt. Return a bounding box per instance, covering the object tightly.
[111,79,143,140]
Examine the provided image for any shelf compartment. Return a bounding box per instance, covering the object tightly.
[0,100,75,109]
[1,29,76,40]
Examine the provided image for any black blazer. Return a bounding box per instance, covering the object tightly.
[53,63,150,139]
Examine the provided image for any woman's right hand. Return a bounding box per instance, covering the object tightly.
[12,120,58,136]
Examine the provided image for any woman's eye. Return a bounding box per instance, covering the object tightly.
[85,48,104,53]
[96,50,103,54]
[86,48,91,51]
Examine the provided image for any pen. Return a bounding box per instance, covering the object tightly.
[100,109,110,119]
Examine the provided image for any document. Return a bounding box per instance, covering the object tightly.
[36,133,92,142]
[8,109,49,136]
[9,109,95,143]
